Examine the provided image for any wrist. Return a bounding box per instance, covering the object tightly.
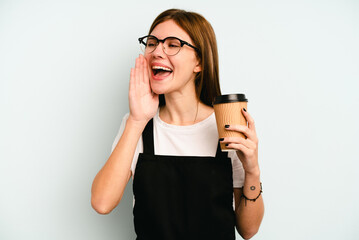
[241,182,263,206]
[127,115,148,130]
[244,167,260,178]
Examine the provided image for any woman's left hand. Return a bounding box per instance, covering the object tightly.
[220,108,259,175]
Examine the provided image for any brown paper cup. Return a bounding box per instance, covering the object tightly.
[213,94,248,151]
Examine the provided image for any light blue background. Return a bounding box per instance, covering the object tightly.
[1,0,358,239]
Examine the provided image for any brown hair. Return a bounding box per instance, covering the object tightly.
[148,9,222,107]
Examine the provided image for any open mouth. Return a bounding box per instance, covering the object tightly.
[152,65,173,77]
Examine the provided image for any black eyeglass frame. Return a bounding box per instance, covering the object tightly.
[138,35,200,55]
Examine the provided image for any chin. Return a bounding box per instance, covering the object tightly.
[150,78,172,95]
[150,83,167,95]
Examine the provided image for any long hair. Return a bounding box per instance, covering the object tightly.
[148,9,222,107]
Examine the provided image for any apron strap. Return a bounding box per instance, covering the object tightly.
[142,118,154,155]
[215,141,229,159]
[142,117,229,159]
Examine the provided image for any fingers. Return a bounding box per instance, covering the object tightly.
[220,137,256,149]
[129,68,135,94]
[142,55,150,84]
[224,124,256,141]
[138,55,151,85]
[242,108,256,131]
[130,56,141,100]
[131,55,150,91]
[136,55,142,87]
[219,136,258,157]
[224,109,257,141]
[225,143,252,155]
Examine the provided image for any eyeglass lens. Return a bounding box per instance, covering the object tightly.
[141,36,182,56]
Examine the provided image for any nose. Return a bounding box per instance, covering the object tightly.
[150,42,166,57]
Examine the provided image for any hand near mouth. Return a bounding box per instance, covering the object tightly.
[128,54,159,125]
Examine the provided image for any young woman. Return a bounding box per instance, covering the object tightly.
[91,9,264,240]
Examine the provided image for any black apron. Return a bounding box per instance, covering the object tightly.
[133,119,236,240]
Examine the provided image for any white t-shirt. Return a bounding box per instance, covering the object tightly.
[111,109,245,209]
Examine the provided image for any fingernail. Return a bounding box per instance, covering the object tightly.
[243,108,247,112]
[225,125,230,128]
[219,138,224,141]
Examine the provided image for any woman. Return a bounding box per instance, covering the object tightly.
[91,9,264,240]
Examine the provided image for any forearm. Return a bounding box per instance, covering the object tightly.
[235,170,264,239]
[91,117,147,214]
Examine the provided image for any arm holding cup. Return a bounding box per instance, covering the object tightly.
[219,108,264,239]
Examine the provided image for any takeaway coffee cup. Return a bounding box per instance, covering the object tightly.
[213,94,248,151]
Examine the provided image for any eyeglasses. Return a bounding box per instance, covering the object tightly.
[138,35,199,56]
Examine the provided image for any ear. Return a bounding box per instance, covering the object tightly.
[194,60,201,73]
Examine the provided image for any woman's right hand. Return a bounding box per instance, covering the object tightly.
[128,54,159,125]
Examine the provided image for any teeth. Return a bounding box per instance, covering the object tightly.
[152,65,172,72]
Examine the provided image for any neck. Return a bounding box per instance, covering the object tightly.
[160,92,200,126]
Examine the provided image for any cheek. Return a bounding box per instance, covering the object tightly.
[173,65,195,83]
[174,58,197,75]
[144,54,151,64]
